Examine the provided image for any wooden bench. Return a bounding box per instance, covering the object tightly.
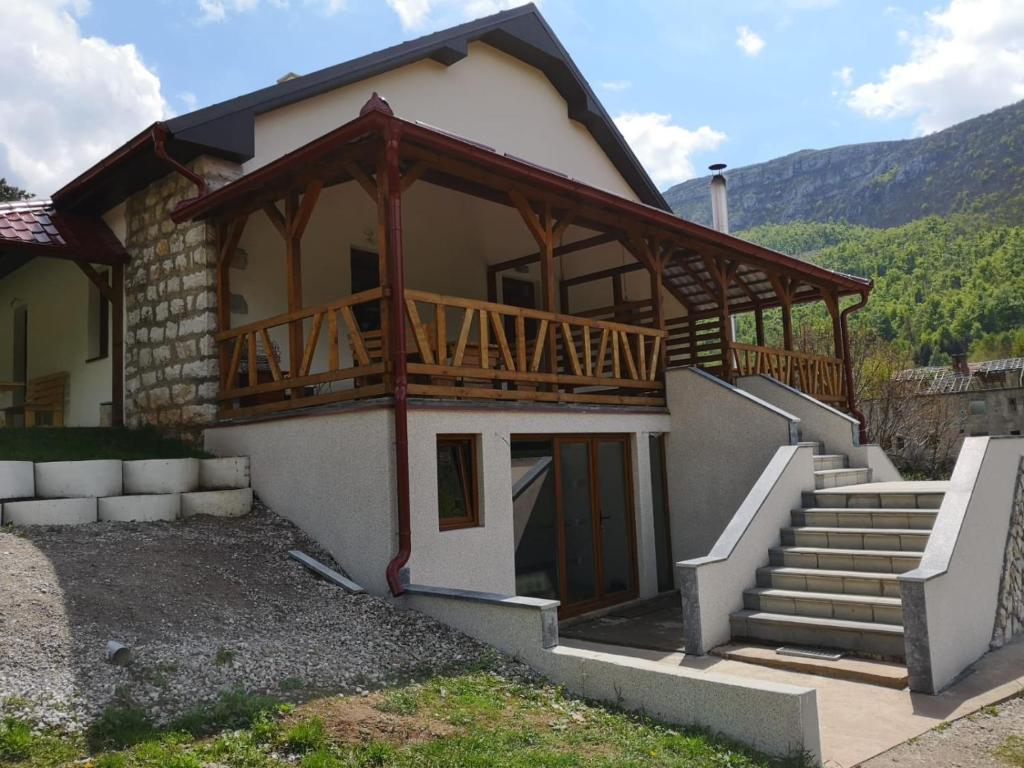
[3,372,69,427]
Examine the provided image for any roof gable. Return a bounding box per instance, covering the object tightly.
[55,4,665,214]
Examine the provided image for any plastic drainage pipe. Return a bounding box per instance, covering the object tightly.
[382,122,412,598]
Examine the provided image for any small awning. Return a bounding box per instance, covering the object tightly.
[0,200,129,279]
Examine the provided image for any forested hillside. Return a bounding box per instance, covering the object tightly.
[737,216,1024,365]
[665,100,1024,230]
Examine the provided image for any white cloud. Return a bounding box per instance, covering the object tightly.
[179,92,199,112]
[0,0,169,195]
[835,66,854,87]
[848,0,1024,134]
[600,79,632,92]
[614,112,726,189]
[197,0,350,24]
[736,26,766,57]
[385,0,528,31]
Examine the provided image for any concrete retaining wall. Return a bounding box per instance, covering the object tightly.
[0,456,252,526]
[404,584,821,762]
[665,367,800,563]
[736,374,902,482]
[677,444,815,654]
[901,436,1024,692]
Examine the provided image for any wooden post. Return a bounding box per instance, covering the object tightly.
[510,190,557,375]
[769,274,795,352]
[111,263,124,427]
[376,153,392,389]
[285,194,303,378]
[703,256,736,381]
[216,215,247,395]
[823,290,843,358]
[754,306,765,347]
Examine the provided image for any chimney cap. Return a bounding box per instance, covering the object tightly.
[709,163,727,174]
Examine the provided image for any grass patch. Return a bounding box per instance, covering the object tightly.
[213,646,235,666]
[1,673,811,767]
[996,735,1024,766]
[0,427,209,462]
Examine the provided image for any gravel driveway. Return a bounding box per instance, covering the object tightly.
[863,694,1024,768]
[0,501,505,732]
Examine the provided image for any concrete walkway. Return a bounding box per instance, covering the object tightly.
[559,635,1024,767]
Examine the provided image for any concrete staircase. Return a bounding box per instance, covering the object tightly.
[728,443,945,661]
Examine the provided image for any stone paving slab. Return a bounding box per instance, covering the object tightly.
[559,634,1024,768]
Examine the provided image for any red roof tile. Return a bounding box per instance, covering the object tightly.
[0,200,66,248]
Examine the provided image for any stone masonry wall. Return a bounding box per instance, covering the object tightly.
[992,456,1024,648]
[123,157,240,441]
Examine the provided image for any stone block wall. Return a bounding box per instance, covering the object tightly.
[992,457,1024,648]
[123,157,240,441]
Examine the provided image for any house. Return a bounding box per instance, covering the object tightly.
[2,5,1021,722]
[870,357,1024,472]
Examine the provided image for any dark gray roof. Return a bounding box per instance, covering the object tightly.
[56,4,666,215]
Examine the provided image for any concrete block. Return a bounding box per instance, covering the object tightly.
[123,458,199,494]
[0,461,34,500]
[35,460,122,498]
[99,494,181,522]
[181,487,252,518]
[198,457,250,490]
[3,497,97,526]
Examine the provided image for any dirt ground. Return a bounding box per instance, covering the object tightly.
[863,694,1024,768]
[0,501,501,731]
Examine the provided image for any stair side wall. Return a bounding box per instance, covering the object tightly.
[664,368,800,564]
[901,436,1024,692]
[991,457,1024,649]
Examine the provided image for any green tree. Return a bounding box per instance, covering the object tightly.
[0,178,32,203]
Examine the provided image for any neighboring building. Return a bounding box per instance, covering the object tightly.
[878,358,1024,470]
[0,7,870,620]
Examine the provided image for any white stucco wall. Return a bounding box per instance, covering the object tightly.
[406,404,671,598]
[204,405,397,594]
[204,404,671,600]
[0,257,112,426]
[249,43,640,203]
[664,368,800,564]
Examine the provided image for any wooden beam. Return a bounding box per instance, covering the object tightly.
[400,160,429,193]
[285,193,304,375]
[488,232,615,274]
[111,263,124,427]
[755,306,766,346]
[768,273,795,351]
[75,261,113,303]
[218,214,248,266]
[560,260,645,289]
[262,203,287,240]
[822,289,843,358]
[509,190,548,249]
[344,160,378,201]
[288,180,323,240]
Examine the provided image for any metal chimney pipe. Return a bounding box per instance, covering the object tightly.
[709,163,729,233]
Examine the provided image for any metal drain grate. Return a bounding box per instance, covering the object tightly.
[776,646,845,661]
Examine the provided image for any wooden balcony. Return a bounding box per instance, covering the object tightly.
[216,289,667,419]
[729,343,846,407]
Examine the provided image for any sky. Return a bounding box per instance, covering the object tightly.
[1,0,1023,197]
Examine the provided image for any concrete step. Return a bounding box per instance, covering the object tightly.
[792,508,938,530]
[729,610,906,660]
[743,587,904,625]
[782,526,930,552]
[797,441,824,455]
[809,481,948,510]
[813,454,847,471]
[712,643,909,688]
[757,566,902,597]
[814,467,872,490]
[769,546,922,573]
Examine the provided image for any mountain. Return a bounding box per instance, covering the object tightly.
[664,100,1024,230]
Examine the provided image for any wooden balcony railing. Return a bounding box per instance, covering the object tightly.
[403,290,666,406]
[216,287,385,418]
[730,342,846,406]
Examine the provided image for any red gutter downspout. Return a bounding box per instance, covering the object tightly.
[841,289,870,444]
[151,125,208,198]
[382,121,412,597]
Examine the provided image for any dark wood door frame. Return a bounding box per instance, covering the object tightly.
[515,433,639,619]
